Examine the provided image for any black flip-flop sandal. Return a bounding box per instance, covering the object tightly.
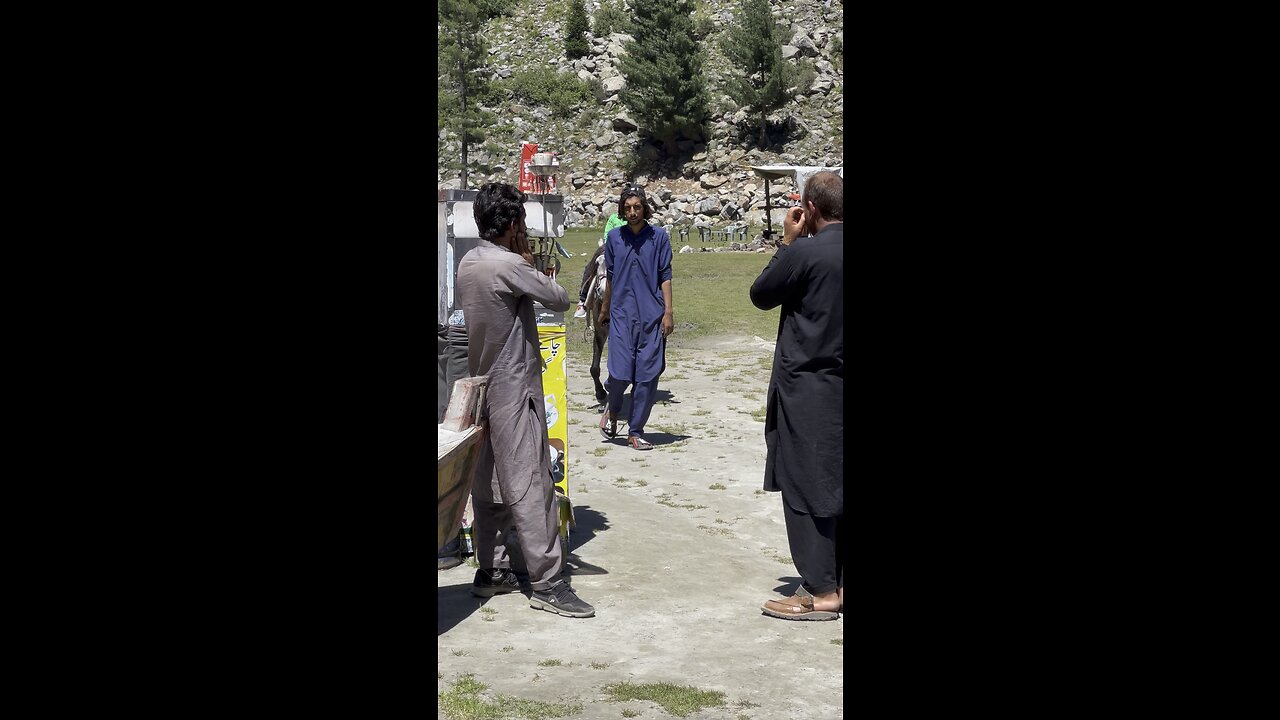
[599,411,618,440]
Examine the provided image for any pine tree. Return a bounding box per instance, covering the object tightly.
[617,0,710,156]
[439,0,495,189]
[565,0,590,59]
[722,0,795,149]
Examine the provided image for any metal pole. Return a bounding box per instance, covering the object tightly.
[763,176,772,241]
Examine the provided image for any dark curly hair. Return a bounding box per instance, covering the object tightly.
[617,184,651,220]
[474,183,527,241]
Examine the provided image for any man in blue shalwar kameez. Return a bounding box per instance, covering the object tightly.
[597,185,674,451]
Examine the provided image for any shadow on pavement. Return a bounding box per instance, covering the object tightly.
[635,431,691,447]
[438,582,487,636]
[772,576,804,596]
[600,388,681,417]
[564,505,610,576]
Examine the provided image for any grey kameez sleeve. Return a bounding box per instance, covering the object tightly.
[504,260,571,311]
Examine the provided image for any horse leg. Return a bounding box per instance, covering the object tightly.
[590,325,607,406]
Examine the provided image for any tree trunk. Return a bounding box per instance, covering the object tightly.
[759,109,768,150]
[458,24,469,190]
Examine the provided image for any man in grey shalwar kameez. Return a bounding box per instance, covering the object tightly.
[456,182,595,618]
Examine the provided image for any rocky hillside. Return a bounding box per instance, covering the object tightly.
[437,0,844,233]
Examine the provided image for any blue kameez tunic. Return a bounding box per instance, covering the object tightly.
[603,223,673,384]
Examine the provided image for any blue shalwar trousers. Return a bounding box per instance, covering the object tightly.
[606,376,660,437]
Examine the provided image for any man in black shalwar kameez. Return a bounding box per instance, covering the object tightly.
[748,170,844,621]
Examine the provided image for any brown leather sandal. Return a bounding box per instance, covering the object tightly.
[761,592,839,621]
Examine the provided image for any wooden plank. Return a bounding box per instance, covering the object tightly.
[438,425,485,554]
[438,374,489,554]
[441,375,489,431]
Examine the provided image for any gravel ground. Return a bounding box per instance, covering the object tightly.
[438,335,843,719]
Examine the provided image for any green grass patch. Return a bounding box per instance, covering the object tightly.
[590,661,610,669]
[602,682,727,717]
[590,447,609,457]
[501,646,514,652]
[538,659,564,667]
[691,408,711,415]
[622,711,639,719]
[708,483,726,490]
[633,479,648,486]
[830,638,843,645]
[438,672,583,720]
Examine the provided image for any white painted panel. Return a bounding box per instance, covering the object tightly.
[523,199,564,238]
[450,201,481,239]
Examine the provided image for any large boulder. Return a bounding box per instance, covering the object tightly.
[793,34,819,57]
[603,75,626,94]
[613,113,638,132]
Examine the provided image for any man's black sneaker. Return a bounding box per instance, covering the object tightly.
[471,568,521,597]
[530,581,595,618]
